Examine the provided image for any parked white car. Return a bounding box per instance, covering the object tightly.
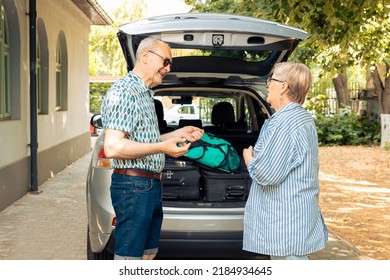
[164,104,199,125]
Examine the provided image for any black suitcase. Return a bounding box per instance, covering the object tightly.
[201,169,252,202]
[162,158,201,200]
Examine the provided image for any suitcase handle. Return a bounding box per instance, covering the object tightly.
[163,193,179,200]
[225,185,245,197]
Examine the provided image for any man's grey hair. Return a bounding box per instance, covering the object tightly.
[135,37,166,61]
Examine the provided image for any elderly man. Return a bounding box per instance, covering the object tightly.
[101,37,203,260]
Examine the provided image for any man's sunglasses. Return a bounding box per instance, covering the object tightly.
[148,50,173,68]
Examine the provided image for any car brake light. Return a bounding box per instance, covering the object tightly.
[112,217,117,227]
[96,147,112,168]
[98,148,107,158]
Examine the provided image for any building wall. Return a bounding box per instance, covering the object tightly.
[0,0,92,211]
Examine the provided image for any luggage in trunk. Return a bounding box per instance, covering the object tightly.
[162,158,201,200]
[201,169,252,202]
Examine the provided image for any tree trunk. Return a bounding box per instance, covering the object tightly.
[371,64,390,114]
[332,68,350,110]
[382,64,390,115]
[372,66,385,113]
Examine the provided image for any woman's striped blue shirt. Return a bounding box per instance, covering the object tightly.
[243,102,328,256]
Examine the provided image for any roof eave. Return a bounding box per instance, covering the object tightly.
[71,0,113,25]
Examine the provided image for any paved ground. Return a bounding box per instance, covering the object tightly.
[0,137,371,260]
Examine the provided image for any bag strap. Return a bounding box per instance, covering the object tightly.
[187,139,208,160]
[225,146,237,172]
[213,144,229,169]
[189,140,230,168]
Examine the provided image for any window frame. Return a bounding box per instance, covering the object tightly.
[0,2,11,120]
[36,38,42,114]
[55,39,62,111]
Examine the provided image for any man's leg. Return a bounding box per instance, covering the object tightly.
[143,180,163,261]
[111,174,153,259]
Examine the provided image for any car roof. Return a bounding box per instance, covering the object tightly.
[117,13,310,82]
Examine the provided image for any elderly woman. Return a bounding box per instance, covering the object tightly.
[243,62,328,260]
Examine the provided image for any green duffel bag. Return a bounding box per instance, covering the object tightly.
[184,132,241,173]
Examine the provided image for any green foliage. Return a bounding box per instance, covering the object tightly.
[255,0,390,73]
[185,0,257,16]
[186,0,390,76]
[314,113,381,146]
[304,94,329,115]
[186,0,390,140]
[205,50,271,62]
[89,82,113,114]
[89,25,126,76]
[89,0,146,77]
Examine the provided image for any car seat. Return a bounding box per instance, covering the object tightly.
[178,119,203,128]
[204,102,245,133]
[154,99,174,133]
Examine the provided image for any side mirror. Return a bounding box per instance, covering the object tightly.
[90,114,103,128]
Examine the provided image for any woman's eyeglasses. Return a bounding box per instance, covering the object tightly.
[148,50,173,68]
[266,77,287,88]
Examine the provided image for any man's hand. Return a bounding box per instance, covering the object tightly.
[103,128,192,159]
[161,137,192,158]
[161,126,204,143]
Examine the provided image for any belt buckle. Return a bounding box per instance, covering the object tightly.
[153,172,161,180]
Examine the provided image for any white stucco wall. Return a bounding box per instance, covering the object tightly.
[36,0,90,150]
[0,0,91,168]
[0,0,29,165]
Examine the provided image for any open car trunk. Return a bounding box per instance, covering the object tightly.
[153,84,271,208]
[117,13,310,78]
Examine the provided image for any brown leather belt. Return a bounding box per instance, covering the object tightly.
[113,168,163,180]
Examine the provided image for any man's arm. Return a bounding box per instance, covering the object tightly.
[103,128,193,159]
[103,129,163,159]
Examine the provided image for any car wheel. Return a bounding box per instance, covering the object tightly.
[87,227,114,260]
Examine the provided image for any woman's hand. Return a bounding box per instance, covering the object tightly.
[243,146,253,166]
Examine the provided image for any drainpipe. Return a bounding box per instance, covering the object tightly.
[29,0,38,192]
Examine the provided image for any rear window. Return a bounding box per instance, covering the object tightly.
[172,49,272,62]
[154,87,270,133]
[155,94,257,130]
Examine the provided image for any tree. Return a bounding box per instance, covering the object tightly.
[255,0,390,147]
[186,0,389,112]
[186,0,390,145]
[89,0,146,77]
[264,1,389,114]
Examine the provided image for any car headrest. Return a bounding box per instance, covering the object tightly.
[211,102,235,126]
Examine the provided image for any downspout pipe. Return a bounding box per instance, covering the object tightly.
[29,0,38,192]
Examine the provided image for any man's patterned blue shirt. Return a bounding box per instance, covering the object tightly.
[101,71,164,172]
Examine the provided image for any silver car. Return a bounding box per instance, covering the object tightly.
[87,13,309,259]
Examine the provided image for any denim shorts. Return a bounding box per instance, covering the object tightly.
[110,172,163,259]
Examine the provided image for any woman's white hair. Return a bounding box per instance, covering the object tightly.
[273,62,312,105]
